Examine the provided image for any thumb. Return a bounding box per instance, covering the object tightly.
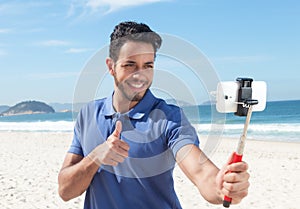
[226,152,235,165]
[223,152,235,173]
[113,120,122,138]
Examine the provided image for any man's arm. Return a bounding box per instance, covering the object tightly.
[176,144,249,205]
[58,153,99,201]
[58,121,130,201]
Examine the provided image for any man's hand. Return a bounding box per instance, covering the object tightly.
[88,120,130,166]
[216,153,250,205]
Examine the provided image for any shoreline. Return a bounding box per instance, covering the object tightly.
[1,130,299,143]
[1,132,299,209]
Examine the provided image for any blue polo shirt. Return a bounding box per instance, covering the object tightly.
[69,90,199,209]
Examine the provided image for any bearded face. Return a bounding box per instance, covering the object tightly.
[108,41,155,104]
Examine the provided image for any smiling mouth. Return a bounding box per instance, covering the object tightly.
[129,82,144,88]
[127,80,147,90]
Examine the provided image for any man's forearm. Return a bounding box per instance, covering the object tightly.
[58,156,100,201]
[195,161,224,205]
[177,145,224,204]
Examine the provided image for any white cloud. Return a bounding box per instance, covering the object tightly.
[67,1,76,18]
[0,28,13,34]
[65,47,94,54]
[69,0,171,17]
[213,55,272,63]
[39,40,70,47]
[90,0,170,14]
[26,27,45,33]
[27,72,79,80]
[0,49,7,56]
[0,1,52,16]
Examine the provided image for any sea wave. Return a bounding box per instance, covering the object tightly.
[0,121,299,142]
[193,123,300,142]
[0,121,75,132]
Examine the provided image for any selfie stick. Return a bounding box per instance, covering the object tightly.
[223,78,258,208]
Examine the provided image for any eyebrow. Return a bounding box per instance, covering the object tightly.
[123,60,136,64]
[144,61,154,65]
[121,60,154,65]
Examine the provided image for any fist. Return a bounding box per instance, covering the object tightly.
[88,121,130,166]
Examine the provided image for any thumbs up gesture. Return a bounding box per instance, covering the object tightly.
[88,121,130,167]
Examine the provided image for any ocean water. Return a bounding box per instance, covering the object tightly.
[0,100,299,142]
[183,100,300,142]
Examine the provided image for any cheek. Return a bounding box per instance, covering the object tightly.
[113,71,130,85]
[147,70,154,80]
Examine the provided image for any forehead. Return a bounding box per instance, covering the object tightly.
[118,41,155,61]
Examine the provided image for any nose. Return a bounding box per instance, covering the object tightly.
[132,72,142,78]
[131,65,146,75]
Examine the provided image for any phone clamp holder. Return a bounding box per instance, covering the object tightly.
[235,77,258,116]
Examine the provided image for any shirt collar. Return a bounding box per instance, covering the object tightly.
[100,90,156,119]
[100,92,115,117]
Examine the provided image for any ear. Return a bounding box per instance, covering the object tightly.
[106,57,115,75]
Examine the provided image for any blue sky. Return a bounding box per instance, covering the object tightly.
[0,0,299,106]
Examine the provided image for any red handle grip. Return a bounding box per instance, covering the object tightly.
[223,152,243,208]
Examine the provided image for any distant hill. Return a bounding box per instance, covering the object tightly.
[50,102,87,112]
[49,102,73,112]
[0,101,55,116]
[0,105,10,113]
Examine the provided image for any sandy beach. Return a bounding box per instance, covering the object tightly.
[0,131,299,209]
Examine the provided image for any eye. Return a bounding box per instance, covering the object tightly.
[144,64,154,70]
[121,63,136,71]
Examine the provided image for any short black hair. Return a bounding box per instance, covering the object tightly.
[109,21,162,62]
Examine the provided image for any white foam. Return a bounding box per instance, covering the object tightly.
[193,123,300,142]
[194,123,300,133]
[0,121,75,132]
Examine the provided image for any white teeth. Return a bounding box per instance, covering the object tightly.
[131,83,143,88]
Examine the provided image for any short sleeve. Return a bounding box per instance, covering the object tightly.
[68,111,84,156]
[166,107,200,157]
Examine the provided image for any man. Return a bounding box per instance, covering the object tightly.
[58,21,249,209]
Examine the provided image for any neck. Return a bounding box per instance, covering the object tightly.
[112,91,139,113]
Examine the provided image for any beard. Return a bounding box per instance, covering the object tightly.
[113,74,152,102]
